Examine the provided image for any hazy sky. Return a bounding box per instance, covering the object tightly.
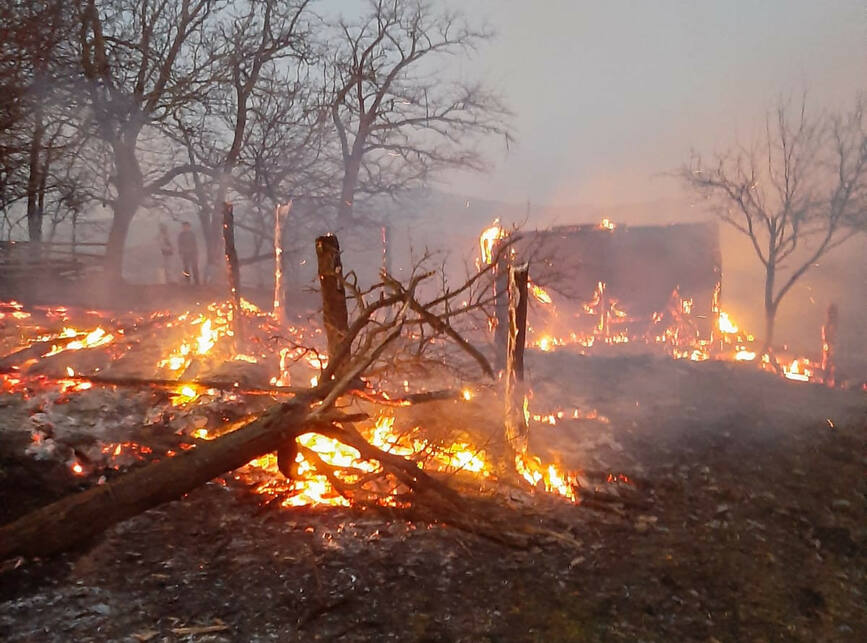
[329,0,867,207]
[455,0,867,205]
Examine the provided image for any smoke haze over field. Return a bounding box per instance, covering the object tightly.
[428,0,867,206]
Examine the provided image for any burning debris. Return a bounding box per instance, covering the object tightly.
[496,220,845,386]
[0,231,650,561]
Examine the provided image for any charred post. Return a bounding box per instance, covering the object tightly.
[222,202,242,342]
[504,262,529,456]
[821,303,838,388]
[315,234,350,362]
[272,201,292,326]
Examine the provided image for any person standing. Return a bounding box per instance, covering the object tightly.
[177,222,199,285]
[157,223,174,284]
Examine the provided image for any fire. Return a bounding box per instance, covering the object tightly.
[783,358,813,382]
[243,415,494,508]
[196,319,217,354]
[479,219,504,265]
[598,218,616,231]
[515,454,578,502]
[45,326,114,356]
[530,283,553,304]
[718,311,738,334]
[735,349,756,361]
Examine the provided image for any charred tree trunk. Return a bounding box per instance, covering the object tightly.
[504,263,529,456]
[492,238,510,371]
[821,303,838,387]
[315,234,349,362]
[0,399,317,560]
[272,202,291,325]
[222,202,242,341]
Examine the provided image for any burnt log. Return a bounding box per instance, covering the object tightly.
[504,262,529,455]
[0,395,340,560]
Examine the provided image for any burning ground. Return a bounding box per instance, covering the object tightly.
[0,294,864,640]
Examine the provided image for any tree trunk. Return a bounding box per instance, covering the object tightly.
[104,140,143,279]
[0,399,316,560]
[504,263,529,455]
[315,234,350,362]
[492,238,510,370]
[337,155,361,228]
[26,108,45,244]
[222,202,242,341]
[272,202,291,325]
[763,263,777,351]
[104,203,135,279]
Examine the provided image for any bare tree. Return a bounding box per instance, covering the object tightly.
[76,0,223,277]
[0,1,84,243]
[326,0,512,227]
[176,0,313,277]
[682,95,867,350]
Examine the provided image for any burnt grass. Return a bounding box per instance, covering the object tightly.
[1,352,865,642]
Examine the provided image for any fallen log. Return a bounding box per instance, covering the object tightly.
[0,396,323,559]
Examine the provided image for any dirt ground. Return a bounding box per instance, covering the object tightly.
[0,352,865,642]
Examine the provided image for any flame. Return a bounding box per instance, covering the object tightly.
[45,327,114,356]
[243,414,494,508]
[718,311,738,334]
[530,283,553,305]
[479,219,504,265]
[515,454,578,502]
[783,358,813,382]
[598,218,615,230]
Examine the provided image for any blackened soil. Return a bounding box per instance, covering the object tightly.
[1,355,865,642]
